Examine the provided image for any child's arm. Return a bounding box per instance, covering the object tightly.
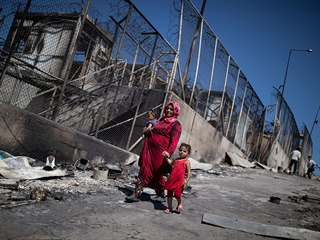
[165,157,173,166]
[184,160,191,188]
[143,123,153,134]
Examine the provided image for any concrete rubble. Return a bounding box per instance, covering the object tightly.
[1,153,320,240]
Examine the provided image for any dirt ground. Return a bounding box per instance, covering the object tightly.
[1,163,320,240]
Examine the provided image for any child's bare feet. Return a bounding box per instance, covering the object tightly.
[164,208,173,214]
[176,204,183,213]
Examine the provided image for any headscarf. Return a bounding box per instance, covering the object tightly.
[162,101,181,123]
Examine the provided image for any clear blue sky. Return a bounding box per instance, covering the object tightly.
[132,0,320,173]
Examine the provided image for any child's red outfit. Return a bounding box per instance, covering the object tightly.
[165,158,187,199]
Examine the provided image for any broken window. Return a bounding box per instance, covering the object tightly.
[74,51,85,62]
[15,26,41,54]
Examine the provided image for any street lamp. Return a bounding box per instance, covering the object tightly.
[310,105,319,137]
[277,48,312,120]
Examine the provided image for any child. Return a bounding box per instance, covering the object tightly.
[143,109,157,136]
[163,143,191,214]
[306,155,319,179]
[127,109,158,153]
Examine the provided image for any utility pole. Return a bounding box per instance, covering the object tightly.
[310,105,320,136]
[276,49,312,122]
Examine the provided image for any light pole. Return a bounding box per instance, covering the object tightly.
[310,105,319,137]
[277,48,312,121]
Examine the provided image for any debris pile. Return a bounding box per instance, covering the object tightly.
[0,149,252,209]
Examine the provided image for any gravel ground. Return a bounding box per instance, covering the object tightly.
[1,163,320,240]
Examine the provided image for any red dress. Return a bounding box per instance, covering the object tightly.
[138,118,181,194]
[164,159,187,191]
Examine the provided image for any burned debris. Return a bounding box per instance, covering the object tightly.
[0,148,240,209]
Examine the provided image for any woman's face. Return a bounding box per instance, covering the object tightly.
[165,104,174,117]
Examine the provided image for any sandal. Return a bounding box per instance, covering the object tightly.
[125,195,140,203]
[176,204,183,213]
[164,208,173,214]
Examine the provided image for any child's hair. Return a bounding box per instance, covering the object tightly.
[147,109,157,119]
[180,143,191,154]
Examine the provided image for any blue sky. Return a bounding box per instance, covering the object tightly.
[132,0,320,173]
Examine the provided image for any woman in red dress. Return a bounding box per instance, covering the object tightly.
[126,101,182,202]
[164,143,191,213]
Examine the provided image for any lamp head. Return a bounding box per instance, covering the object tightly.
[307,49,313,52]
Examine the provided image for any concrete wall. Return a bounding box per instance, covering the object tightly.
[0,101,138,166]
[267,138,308,176]
[266,141,289,170]
[168,94,246,164]
[0,92,249,168]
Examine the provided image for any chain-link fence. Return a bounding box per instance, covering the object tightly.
[273,88,312,162]
[167,0,265,158]
[0,0,312,162]
[0,0,176,152]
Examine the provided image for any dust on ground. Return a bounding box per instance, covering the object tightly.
[1,161,320,240]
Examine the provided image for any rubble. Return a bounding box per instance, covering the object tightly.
[1,155,320,239]
[0,156,245,209]
[0,156,72,180]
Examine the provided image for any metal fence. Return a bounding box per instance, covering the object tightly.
[0,0,176,152]
[273,88,312,161]
[168,0,265,158]
[0,0,310,162]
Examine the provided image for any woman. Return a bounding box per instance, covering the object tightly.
[126,101,182,202]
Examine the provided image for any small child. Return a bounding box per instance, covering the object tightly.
[127,109,158,153]
[143,109,157,136]
[163,143,192,214]
[306,155,319,179]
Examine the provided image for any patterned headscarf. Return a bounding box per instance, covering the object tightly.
[162,101,181,122]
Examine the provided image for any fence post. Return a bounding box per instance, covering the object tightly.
[126,33,159,150]
[51,0,91,121]
[0,2,28,88]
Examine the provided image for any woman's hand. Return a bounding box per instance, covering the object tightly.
[183,180,188,188]
[162,151,170,158]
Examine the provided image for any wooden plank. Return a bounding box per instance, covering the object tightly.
[1,200,37,209]
[0,179,19,189]
[302,195,320,204]
[202,213,320,240]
